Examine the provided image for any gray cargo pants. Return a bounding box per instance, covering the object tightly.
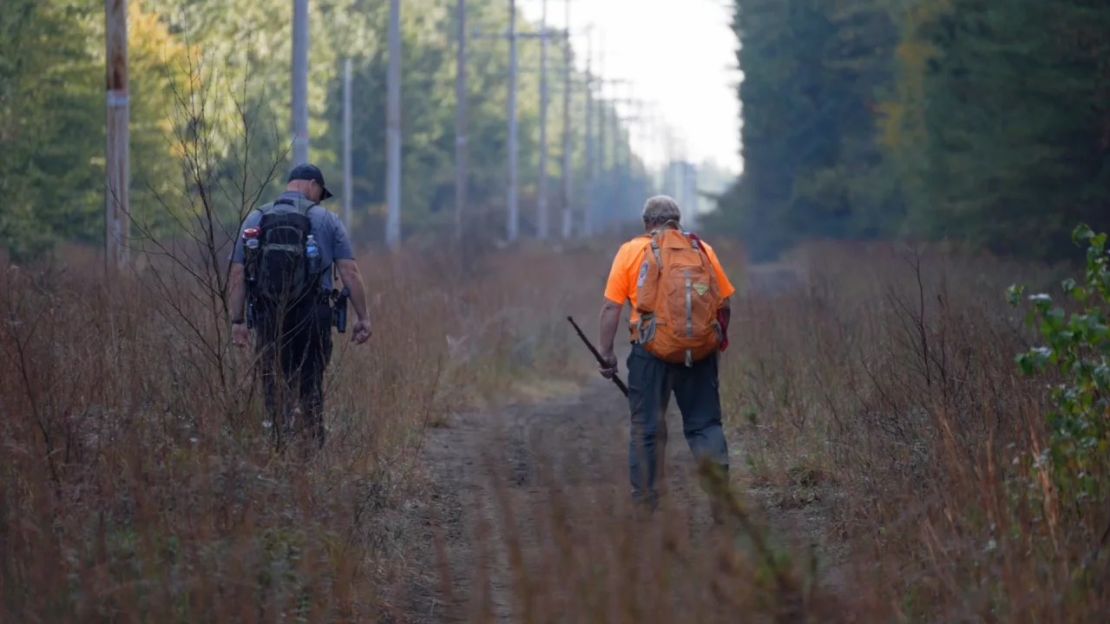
[626,343,729,508]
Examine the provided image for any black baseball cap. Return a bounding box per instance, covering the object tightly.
[288,163,334,200]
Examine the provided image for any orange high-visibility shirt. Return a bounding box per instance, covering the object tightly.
[604,235,736,326]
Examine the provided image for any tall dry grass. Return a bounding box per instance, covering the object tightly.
[447,241,1105,623]
[0,241,606,622]
[5,238,1106,622]
[723,242,1108,621]
[466,455,854,624]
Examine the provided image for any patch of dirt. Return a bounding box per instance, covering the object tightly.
[399,376,846,622]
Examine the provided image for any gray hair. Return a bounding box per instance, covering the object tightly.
[641,195,682,229]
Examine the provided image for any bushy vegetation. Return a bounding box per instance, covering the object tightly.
[720,0,1110,260]
[1011,225,1110,530]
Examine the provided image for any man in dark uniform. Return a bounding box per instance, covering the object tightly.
[228,164,371,447]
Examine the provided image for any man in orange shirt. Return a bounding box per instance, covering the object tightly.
[599,196,735,510]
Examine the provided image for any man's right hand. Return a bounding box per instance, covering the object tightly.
[351,318,372,345]
[232,323,250,348]
[600,351,619,379]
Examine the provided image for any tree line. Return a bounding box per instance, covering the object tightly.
[0,0,645,260]
[719,0,1110,260]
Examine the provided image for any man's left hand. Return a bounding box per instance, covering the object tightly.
[352,318,372,345]
[599,351,619,379]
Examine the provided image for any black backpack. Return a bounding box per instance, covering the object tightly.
[252,198,322,309]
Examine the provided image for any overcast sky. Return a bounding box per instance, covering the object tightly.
[519,0,742,173]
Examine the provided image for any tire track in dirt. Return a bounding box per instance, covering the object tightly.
[404,374,844,622]
[412,380,629,622]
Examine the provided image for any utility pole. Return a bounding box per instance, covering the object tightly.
[386,0,402,249]
[455,0,468,242]
[342,58,353,230]
[560,1,574,239]
[105,0,129,272]
[599,100,614,232]
[611,106,622,230]
[596,102,628,231]
[663,127,678,200]
[583,31,597,237]
[506,0,519,243]
[685,162,699,231]
[598,83,638,229]
[645,105,664,198]
[596,38,606,232]
[616,87,634,223]
[536,0,550,240]
[488,4,568,242]
[292,0,309,163]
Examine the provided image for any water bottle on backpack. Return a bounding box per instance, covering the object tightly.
[242,227,261,327]
[305,234,321,276]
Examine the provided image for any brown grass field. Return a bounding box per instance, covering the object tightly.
[2,239,1107,622]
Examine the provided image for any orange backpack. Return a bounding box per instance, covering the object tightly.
[632,228,724,366]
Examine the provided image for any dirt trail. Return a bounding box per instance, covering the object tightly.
[404,372,842,623]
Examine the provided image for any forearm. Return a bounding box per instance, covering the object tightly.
[228,264,247,321]
[347,279,369,321]
[337,261,369,321]
[599,301,623,356]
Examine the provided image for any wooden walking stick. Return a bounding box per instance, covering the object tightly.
[567,316,629,397]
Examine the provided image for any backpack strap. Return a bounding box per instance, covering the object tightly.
[650,237,663,266]
[686,231,712,261]
[267,198,317,216]
[245,200,275,219]
[647,230,664,266]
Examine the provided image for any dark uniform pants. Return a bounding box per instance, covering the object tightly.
[626,343,729,507]
[255,301,333,447]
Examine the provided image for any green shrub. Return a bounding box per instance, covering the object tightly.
[1008,224,1110,504]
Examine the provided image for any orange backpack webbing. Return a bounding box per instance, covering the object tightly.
[632,228,724,366]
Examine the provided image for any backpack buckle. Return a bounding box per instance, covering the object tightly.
[637,314,657,345]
